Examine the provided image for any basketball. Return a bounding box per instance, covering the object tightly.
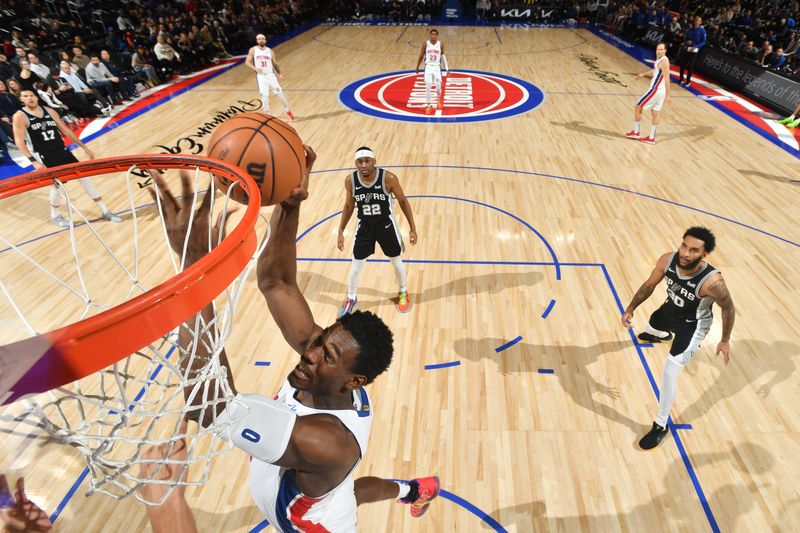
[206,112,305,206]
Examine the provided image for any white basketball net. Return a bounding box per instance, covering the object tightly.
[0,164,268,504]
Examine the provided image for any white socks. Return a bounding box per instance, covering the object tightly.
[644,323,670,338]
[650,125,658,139]
[347,258,366,299]
[389,255,407,292]
[395,481,411,500]
[656,357,683,427]
[634,121,640,133]
[49,179,109,217]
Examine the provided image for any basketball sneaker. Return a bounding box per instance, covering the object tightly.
[778,116,795,125]
[637,332,673,343]
[624,130,641,139]
[639,422,669,450]
[641,136,656,145]
[51,215,69,228]
[286,111,296,122]
[397,290,410,313]
[425,106,433,115]
[787,118,800,128]
[398,476,440,518]
[102,212,122,223]
[338,297,357,318]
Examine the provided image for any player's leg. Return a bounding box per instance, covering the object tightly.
[637,305,672,343]
[640,320,711,450]
[49,183,68,228]
[685,52,697,85]
[781,102,800,126]
[641,97,663,144]
[423,68,433,114]
[626,102,645,138]
[434,70,442,107]
[269,74,294,121]
[256,74,270,113]
[377,218,409,312]
[76,177,121,222]
[354,476,440,518]
[341,223,374,317]
[678,49,686,84]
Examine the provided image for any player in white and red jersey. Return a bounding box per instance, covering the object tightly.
[144,146,439,533]
[415,29,449,115]
[625,42,671,144]
[246,34,295,121]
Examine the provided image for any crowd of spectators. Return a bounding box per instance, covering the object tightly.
[325,1,444,22]
[608,1,800,78]
[0,0,320,160]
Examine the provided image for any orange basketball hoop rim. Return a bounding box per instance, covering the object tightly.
[0,154,260,405]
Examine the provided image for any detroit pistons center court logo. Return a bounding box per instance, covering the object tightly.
[339,69,544,123]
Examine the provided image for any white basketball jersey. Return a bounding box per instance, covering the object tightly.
[248,380,373,533]
[425,40,441,69]
[649,56,667,90]
[253,46,273,74]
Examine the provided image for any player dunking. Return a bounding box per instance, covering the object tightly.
[145,146,439,532]
[625,42,671,145]
[246,34,295,121]
[621,227,736,450]
[337,147,418,316]
[415,29,448,115]
[12,88,121,228]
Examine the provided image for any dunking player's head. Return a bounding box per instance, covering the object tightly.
[354,146,376,178]
[256,34,266,47]
[429,29,439,43]
[656,41,666,58]
[679,226,716,270]
[289,311,393,394]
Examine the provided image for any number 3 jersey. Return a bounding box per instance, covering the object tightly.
[352,168,394,222]
[661,252,718,322]
[249,380,372,533]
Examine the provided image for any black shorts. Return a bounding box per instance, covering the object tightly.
[648,304,711,362]
[353,218,403,260]
[37,149,79,168]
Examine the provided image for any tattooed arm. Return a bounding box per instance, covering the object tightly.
[621,252,670,328]
[700,273,735,365]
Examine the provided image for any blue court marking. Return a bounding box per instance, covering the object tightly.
[638,343,654,348]
[538,368,556,374]
[425,360,462,370]
[310,165,799,249]
[587,25,800,162]
[441,489,508,532]
[495,336,523,353]
[255,361,271,367]
[541,299,556,319]
[672,424,693,430]
[249,520,269,532]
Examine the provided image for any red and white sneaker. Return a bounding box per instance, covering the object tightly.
[286,110,296,122]
[641,136,656,145]
[624,130,642,139]
[409,476,440,518]
[424,105,433,115]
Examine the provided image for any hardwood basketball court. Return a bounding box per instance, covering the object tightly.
[1,25,798,532]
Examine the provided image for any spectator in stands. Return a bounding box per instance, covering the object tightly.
[784,31,799,56]
[721,36,737,53]
[17,60,44,91]
[132,46,160,87]
[71,46,90,70]
[153,35,181,79]
[768,47,786,69]
[58,61,111,113]
[117,10,135,32]
[100,50,138,99]
[0,54,20,80]
[58,50,79,71]
[47,70,101,118]
[86,54,125,104]
[35,81,76,122]
[759,42,774,66]
[6,79,22,98]
[679,16,707,86]
[0,79,22,141]
[27,52,51,79]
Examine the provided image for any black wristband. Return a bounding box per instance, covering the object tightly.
[27,156,36,163]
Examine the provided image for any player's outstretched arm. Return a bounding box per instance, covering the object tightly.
[700,273,735,365]
[257,146,323,356]
[337,177,355,251]
[621,252,670,327]
[385,172,417,245]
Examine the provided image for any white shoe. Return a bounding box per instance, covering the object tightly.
[51,215,70,228]
[102,211,122,222]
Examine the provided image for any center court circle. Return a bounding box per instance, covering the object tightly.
[339,69,545,123]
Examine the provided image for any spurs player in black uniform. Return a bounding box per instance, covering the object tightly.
[12,88,120,228]
[337,147,418,316]
[621,227,736,449]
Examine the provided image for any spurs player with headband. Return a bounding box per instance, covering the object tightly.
[415,29,448,115]
[625,41,671,145]
[12,88,121,228]
[246,34,295,121]
[145,146,438,532]
[621,227,736,450]
[337,146,418,316]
